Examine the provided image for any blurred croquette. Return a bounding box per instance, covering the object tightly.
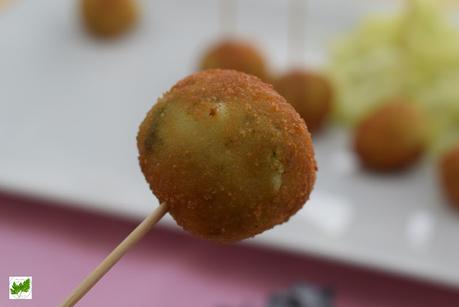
[353,99,427,172]
[440,144,459,209]
[199,40,269,82]
[274,70,333,134]
[81,0,138,37]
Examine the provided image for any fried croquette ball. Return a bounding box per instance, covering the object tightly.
[137,69,316,243]
[199,40,269,81]
[353,99,427,171]
[440,144,459,209]
[81,0,138,37]
[274,70,333,133]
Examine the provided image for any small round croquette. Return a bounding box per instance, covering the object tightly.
[137,69,316,242]
[274,70,333,133]
[353,99,426,171]
[81,0,138,37]
[440,144,459,209]
[199,40,269,82]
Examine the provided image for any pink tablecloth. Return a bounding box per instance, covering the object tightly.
[1,192,459,307]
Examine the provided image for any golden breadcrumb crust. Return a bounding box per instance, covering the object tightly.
[137,69,316,242]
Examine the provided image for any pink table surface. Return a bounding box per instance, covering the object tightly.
[1,191,459,307]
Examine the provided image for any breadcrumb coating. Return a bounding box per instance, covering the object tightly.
[137,69,316,242]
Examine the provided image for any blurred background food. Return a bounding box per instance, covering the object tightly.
[2,0,459,305]
[353,99,427,172]
[330,0,459,156]
[81,0,138,37]
[273,70,333,134]
[440,143,459,208]
[199,40,270,81]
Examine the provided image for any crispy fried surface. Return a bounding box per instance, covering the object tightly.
[138,69,316,242]
[81,0,138,37]
[440,145,459,209]
[354,99,426,171]
[199,40,269,82]
[274,70,333,133]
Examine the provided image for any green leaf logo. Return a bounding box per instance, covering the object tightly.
[9,278,31,299]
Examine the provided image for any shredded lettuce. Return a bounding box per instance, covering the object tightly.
[330,0,459,154]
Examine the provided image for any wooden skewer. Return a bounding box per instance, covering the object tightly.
[219,0,237,36]
[61,202,169,307]
[288,0,307,66]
